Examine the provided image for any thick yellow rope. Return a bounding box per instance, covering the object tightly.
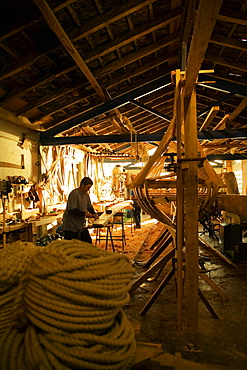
[0,239,136,369]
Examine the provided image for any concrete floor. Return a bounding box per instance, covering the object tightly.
[122,225,247,370]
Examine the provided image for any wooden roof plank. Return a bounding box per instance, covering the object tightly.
[33,0,107,102]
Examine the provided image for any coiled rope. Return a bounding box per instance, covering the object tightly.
[0,239,136,370]
[0,241,39,337]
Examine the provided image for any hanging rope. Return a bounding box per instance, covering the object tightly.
[0,240,136,370]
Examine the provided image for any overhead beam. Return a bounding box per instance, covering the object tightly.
[199,74,247,97]
[40,132,165,146]
[40,128,247,146]
[32,0,107,102]
[103,154,247,163]
[185,0,223,97]
[197,92,234,117]
[198,128,247,140]
[96,33,179,78]
[207,154,247,160]
[72,0,157,42]
[85,7,182,63]
[217,8,247,26]
[205,53,247,73]
[210,34,247,52]
[199,106,220,131]
[130,100,171,122]
[40,74,171,139]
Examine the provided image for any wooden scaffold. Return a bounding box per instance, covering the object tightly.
[130,0,225,331]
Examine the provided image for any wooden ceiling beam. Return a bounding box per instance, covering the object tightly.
[85,7,182,63]
[0,41,60,82]
[218,8,247,26]
[180,0,195,44]
[0,6,180,82]
[107,55,177,89]
[229,97,247,121]
[30,93,95,123]
[17,79,89,116]
[213,114,229,130]
[71,0,156,42]
[202,143,247,149]
[32,0,107,102]
[96,33,179,77]
[17,58,175,118]
[0,64,77,103]
[30,71,172,124]
[210,34,247,52]
[185,0,223,97]
[202,97,247,146]
[205,53,247,73]
[199,106,220,131]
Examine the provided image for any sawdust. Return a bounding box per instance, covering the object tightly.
[92,216,162,262]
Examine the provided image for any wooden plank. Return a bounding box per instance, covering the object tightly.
[130,248,176,293]
[198,288,219,319]
[199,272,228,300]
[140,268,175,315]
[185,0,223,97]
[213,114,230,130]
[229,97,247,121]
[92,201,132,227]
[198,237,238,268]
[0,161,23,169]
[0,154,24,169]
[146,179,178,188]
[199,106,220,131]
[202,143,247,149]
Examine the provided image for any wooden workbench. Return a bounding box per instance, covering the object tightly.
[27,213,63,243]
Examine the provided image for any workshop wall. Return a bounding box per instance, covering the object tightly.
[0,121,39,182]
[242,160,247,195]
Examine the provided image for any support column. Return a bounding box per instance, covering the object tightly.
[175,70,184,331]
[183,88,199,328]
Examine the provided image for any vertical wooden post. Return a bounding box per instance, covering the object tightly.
[2,197,7,248]
[175,70,184,331]
[183,88,199,328]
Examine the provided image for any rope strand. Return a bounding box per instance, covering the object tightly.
[0,240,136,369]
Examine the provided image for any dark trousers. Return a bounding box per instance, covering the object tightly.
[133,201,141,228]
[64,229,92,244]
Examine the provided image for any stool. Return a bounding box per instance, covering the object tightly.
[124,208,134,233]
[95,225,115,252]
[109,212,126,250]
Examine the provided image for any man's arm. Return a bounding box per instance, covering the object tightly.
[87,207,99,219]
[68,208,85,217]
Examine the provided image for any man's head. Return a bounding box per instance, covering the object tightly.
[80,177,93,193]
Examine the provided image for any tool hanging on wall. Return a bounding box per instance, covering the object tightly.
[0,154,25,169]
[0,181,12,248]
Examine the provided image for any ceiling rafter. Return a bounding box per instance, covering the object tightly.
[32,0,107,102]
[0,0,246,159]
